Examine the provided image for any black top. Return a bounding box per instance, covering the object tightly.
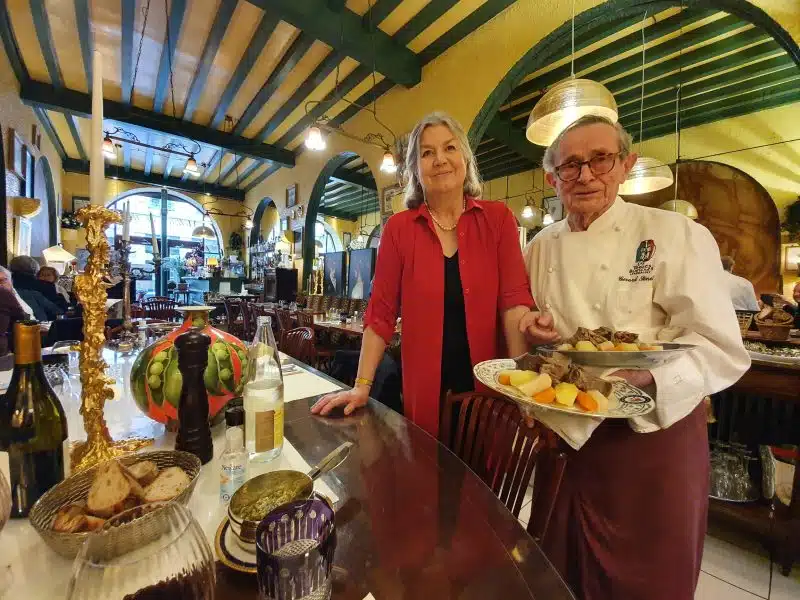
[440,252,474,395]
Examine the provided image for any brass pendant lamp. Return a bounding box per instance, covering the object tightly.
[526,0,618,146]
[619,13,674,195]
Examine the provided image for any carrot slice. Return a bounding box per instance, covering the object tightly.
[533,387,556,404]
[498,374,511,386]
[576,391,598,412]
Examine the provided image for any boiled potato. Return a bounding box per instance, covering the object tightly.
[575,340,598,352]
[598,341,615,351]
[615,343,640,352]
[509,370,537,387]
[554,382,579,407]
[556,343,574,351]
[517,373,553,398]
[588,389,609,412]
[498,370,516,386]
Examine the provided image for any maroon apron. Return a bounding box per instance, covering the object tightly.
[543,403,709,600]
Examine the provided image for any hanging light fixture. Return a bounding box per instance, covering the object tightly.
[619,13,673,195]
[102,134,116,159]
[244,218,254,230]
[526,0,618,146]
[521,205,534,219]
[192,215,216,239]
[658,85,698,220]
[183,154,201,176]
[304,126,326,151]
[380,150,397,174]
[542,212,554,226]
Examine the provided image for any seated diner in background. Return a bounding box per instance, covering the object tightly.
[523,114,750,599]
[38,265,71,305]
[721,255,759,311]
[9,255,67,320]
[311,111,558,437]
[0,266,30,355]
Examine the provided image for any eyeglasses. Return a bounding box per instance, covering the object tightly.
[554,152,620,182]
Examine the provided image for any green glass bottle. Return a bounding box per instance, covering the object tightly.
[0,321,68,518]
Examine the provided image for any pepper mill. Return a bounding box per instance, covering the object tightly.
[174,329,213,464]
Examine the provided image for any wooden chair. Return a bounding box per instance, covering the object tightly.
[223,297,245,338]
[296,310,314,328]
[130,304,145,319]
[441,391,567,544]
[245,303,273,340]
[142,298,179,321]
[279,327,316,365]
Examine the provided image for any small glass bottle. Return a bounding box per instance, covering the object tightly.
[219,427,246,503]
[243,316,284,462]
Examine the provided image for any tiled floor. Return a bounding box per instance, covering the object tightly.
[516,484,800,599]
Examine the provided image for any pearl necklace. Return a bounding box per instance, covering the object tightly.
[425,197,465,232]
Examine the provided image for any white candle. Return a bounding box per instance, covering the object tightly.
[149,213,160,256]
[122,202,130,241]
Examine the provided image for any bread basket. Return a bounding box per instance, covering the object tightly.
[756,322,792,341]
[29,450,201,558]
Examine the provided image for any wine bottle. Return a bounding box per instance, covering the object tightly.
[0,320,68,518]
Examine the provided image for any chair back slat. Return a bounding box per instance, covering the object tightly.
[441,391,566,543]
[280,327,315,364]
[296,310,314,328]
[142,298,178,321]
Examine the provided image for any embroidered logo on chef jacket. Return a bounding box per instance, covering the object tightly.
[619,239,656,283]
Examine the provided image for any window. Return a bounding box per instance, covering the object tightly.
[314,218,341,254]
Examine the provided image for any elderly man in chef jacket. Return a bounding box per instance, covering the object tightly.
[520,115,750,600]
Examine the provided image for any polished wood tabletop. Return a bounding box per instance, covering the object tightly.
[215,361,575,600]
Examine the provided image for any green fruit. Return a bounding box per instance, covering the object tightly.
[204,349,221,393]
[236,349,246,360]
[212,341,226,352]
[214,348,229,361]
[154,350,169,363]
[149,362,164,375]
[148,374,162,389]
[192,318,205,328]
[219,367,232,380]
[164,360,183,409]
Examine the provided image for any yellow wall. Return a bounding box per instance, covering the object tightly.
[60,171,248,255]
[0,39,64,261]
[323,210,381,246]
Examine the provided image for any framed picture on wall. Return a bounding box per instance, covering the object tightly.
[348,248,375,300]
[293,227,303,256]
[785,245,800,273]
[544,196,564,222]
[14,217,31,256]
[342,232,351,249]
[286,183,298,207]
[381,184,403,218]
[72,196,91,212]
[7,128,24,178]
[322,252,346,297]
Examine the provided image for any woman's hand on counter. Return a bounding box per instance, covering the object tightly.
[311,385,370,416]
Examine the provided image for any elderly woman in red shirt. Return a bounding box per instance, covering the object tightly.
[312,112,557,437]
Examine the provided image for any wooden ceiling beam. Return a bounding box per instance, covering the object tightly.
[330,166,377,190]
[393,0,459,47]
[33,108,66,161]
[20,80,297,166]
[244,164,282,193]
[481,157,536,182]
[63,158,245,201]
[483,114,544,164]
[318,207,358,222]
[154,0,187,113]
[245,0,421,86]
[478,149,523,172]
[121,0,134,102]
[362,0,402,31]
[74,0,92,92]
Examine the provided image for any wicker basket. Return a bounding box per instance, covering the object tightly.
[29,450,201,558]
[755,322,792,341]
[736,312,755,336]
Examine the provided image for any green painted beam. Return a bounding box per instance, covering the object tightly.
[484,114,544,163]
[482,159,536,183]
[20,80,296,166]
[362,0,403,31]
[244,0,421,86]
[505,31,777,122]
[508,13,745,106]
[623,77,800,130]
[512,8,714,102]
[330,166,377,190]
[244,164,281,193]
[393,0,458,46]
[620,68,798,123]
[33,107,67,161]
[616,52,792,108]
[477,149,522,171]
[324,181,349,194]
[63,158,245,200]
[475,139,506,156]
[318,207,358,222]
[323,188,374,205]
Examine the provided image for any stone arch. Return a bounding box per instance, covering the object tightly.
[250,196,278,246]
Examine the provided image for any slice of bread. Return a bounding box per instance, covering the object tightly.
[121,469,146,501]
[84,515,107,531]
[52,503,87,533]
[126,461,159,486]
[143,467,191,502]
[87,461,135,518]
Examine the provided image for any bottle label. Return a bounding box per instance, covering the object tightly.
[254,407,284,452]
[220,463,246,502]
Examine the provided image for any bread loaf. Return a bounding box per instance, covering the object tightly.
[126,461,159,486]
[87,461,137,518]
[52,503,87,533]
[143,466,192,502]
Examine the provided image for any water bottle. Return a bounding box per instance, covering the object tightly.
[243,316,284,462]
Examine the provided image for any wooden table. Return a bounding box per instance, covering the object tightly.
[2,354,572,599]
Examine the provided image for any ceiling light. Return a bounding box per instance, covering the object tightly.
[183,155,200,176]
[304,126,326,151]
[619,157,674,195]
[659,199,698,220]
[526,78,618,146]
[542,212,554,226]
[380,151,397,174]
[244,218,254,230]
[521,205,534,219]
[191,224,215,239]
[102,135,116,159]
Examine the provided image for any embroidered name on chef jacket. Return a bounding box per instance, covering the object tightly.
[619,239,656,283]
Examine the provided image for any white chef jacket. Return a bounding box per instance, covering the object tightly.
[524,197,750,447]
[725,272,759,311]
